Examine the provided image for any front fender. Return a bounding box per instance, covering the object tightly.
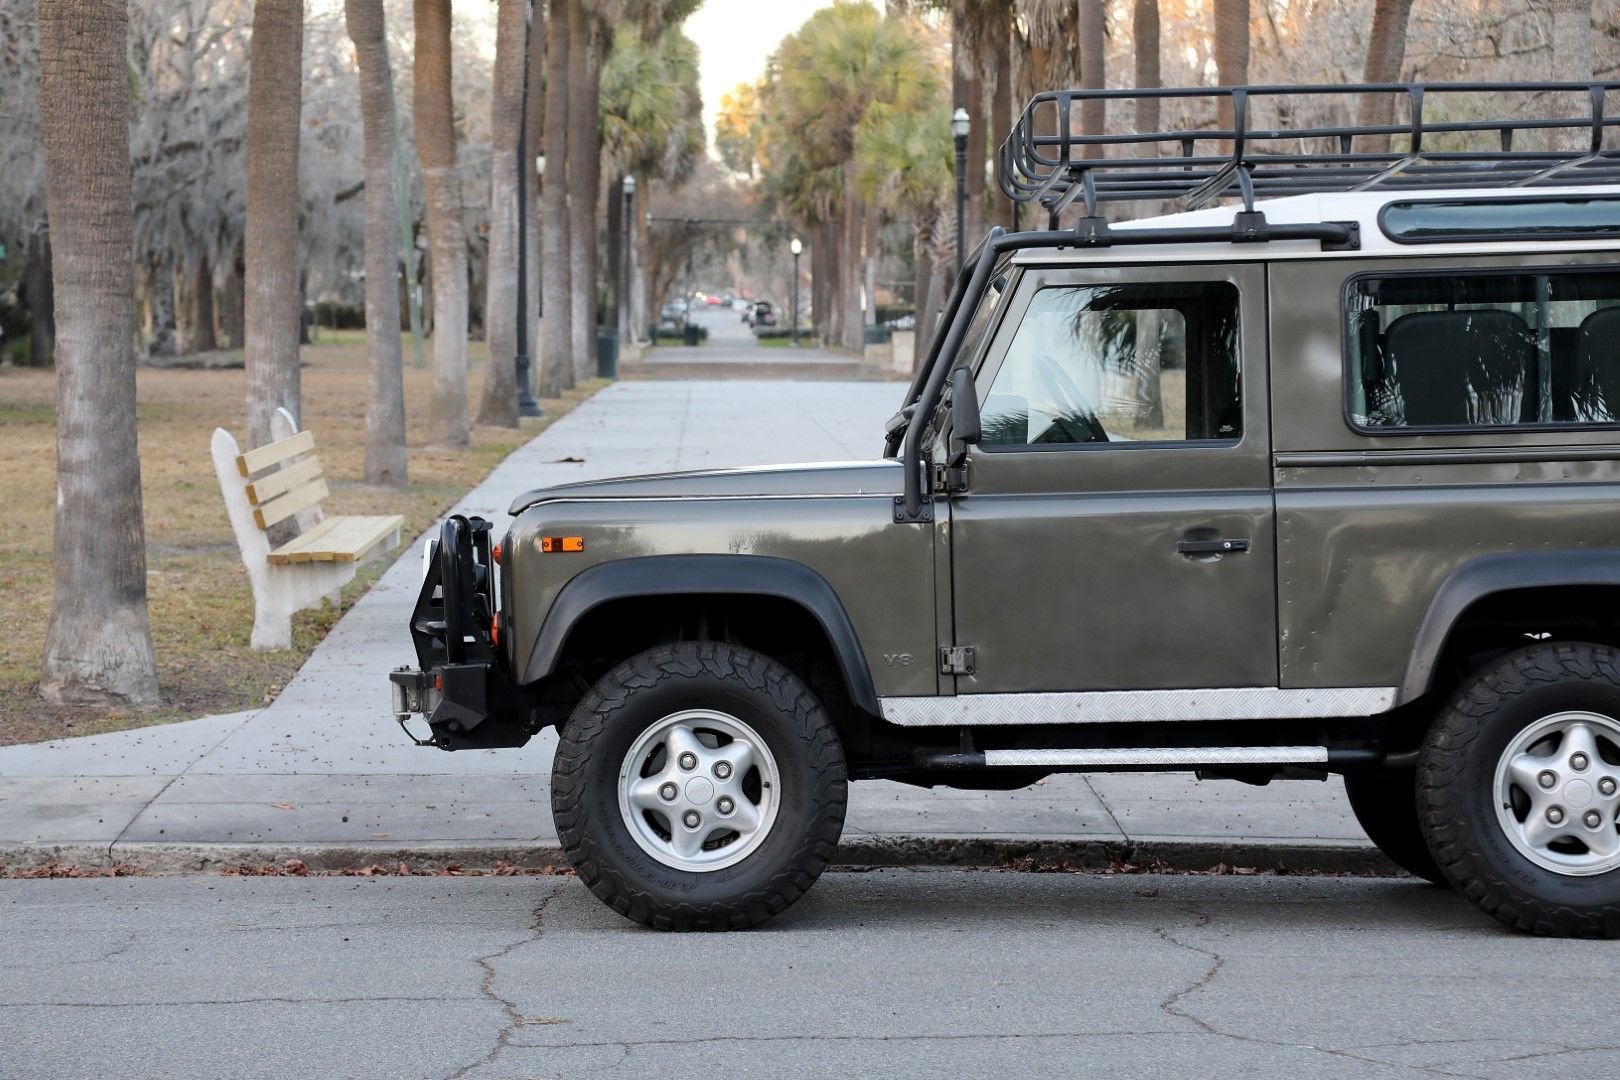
[1399,550,1620,704]
[519,554,882,716]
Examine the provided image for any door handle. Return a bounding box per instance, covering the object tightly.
[1177,538,1250,556]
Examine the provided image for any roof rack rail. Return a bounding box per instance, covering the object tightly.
[998,82,1620,227]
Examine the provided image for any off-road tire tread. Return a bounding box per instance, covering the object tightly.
[1417,641,1620,939]
[552,642,847,931]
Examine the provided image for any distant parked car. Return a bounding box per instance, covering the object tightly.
[746,300,776,328]
[658,299,687,327]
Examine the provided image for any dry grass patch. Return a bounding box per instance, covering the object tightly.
[0,333,603,746]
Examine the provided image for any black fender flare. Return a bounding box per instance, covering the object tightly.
[520,554,881,716]
[1398,550,1620,704]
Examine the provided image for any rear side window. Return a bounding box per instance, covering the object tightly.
[1347,270,1620,431]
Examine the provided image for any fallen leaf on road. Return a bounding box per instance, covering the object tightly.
[550,455,586,463]
[270,802,295,811]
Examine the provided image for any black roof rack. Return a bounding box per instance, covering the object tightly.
[998,83,1620,227]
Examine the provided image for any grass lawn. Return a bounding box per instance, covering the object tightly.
[0,333,603,747]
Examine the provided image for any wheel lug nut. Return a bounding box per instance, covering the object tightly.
[717,796,734,814]
[714,761,732,780]
[659,782,678,802]
[682,810,700,829]
[1601,778,1617,797]
[1585,810,1604,829]
[1547,806,1565,825]
[1571,753,1590,772]
[678,752,697,771]
[1539,770,1558,789]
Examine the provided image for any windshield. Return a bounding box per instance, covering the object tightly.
[924,256,1015,446]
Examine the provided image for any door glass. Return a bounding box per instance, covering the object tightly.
[980,282,1242,447]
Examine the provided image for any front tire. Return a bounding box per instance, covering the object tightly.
[1418,642,1620,938]
[552,642,847,930]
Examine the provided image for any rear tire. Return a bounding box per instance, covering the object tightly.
[1343,771,1447,885]
[1417,641,1620,938]
[552,642,847,931]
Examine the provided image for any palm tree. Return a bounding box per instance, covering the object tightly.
[1355,0,1414,153]
[857,103,953,366]
[540,0,573,398]
[477,0,527,428]
[36,0,160,706]
[1549,0,1594,151]
[414,0,470,448]
[1134,0,1161,138]
[244,0,304,449]
[1213,0,1249,132]
[1078,0,1105,151]
[345,0,408,485]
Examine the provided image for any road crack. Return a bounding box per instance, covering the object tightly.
[445,883,564,1080]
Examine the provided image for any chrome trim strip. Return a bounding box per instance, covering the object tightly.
[982,746,1330,768]
[879,687,1398,726]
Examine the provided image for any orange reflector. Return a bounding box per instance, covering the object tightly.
[490,617,500,646]
[540,536,585,553]
[434,673,443,691]
[491,542,503,565]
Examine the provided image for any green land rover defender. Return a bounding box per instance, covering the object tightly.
[393,83,1620,936]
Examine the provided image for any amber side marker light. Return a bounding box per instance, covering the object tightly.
[491,542,503,565]
[540,536,585,553]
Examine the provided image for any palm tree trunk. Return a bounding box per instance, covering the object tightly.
[567,1,603,384]
[345,0,409,485]
[244,0,304,448]
[1134,0,1161,136]
[223,243,246,349]
[187,255,217,353]
[477,0,526,427]
[990,9,1014,231]
[24,230,54,367]
[540,0,573,397]
[1213,0,1249,133]
[1355,0,1414,153]
[414,0,470,448]
[37,0,160,706]
[839,180,863,352]
[1078,0,1106,153]
[1550,0,1594,152]
[524,5,544,384]
[913,213,935,368]
[147,254,176,357]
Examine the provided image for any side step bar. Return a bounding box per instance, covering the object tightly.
[915,746,1380,771]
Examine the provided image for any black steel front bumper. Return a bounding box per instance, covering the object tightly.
[389,515,538,751]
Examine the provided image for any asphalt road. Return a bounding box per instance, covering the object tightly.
[3,871,1613,1080]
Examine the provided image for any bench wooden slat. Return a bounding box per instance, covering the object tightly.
[265,516,346,564]
[253,477,329,530]
[267,514,404,566]
[244,455,324,506]
[236,430,315,477]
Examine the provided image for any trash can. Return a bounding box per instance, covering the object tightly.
[863,324,892,346]
[682,323,701,347]
[596,327,619,379]
[647,323,660,345]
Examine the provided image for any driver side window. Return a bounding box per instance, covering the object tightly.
[980,281,1242,447]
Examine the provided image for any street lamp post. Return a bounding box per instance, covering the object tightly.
[620,175,636,352]
[789,236,802,348]
[952,106,970,279]
[513,15,543,419]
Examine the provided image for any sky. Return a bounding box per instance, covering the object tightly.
[681,0,844,149]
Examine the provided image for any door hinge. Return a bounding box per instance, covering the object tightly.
[939,645,977,675]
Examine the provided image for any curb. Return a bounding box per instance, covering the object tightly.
[0,835,1401,877]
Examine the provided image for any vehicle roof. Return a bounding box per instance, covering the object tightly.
[1010,185,1620,266]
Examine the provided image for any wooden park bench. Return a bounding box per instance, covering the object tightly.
[211,407,404,650]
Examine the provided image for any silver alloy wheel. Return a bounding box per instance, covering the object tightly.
[617,709,781,873]
[1494,711,1620,877]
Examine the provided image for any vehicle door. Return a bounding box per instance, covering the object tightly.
[946,262,1276,694]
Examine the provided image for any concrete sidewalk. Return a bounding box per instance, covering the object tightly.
[0,380,1385,873]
